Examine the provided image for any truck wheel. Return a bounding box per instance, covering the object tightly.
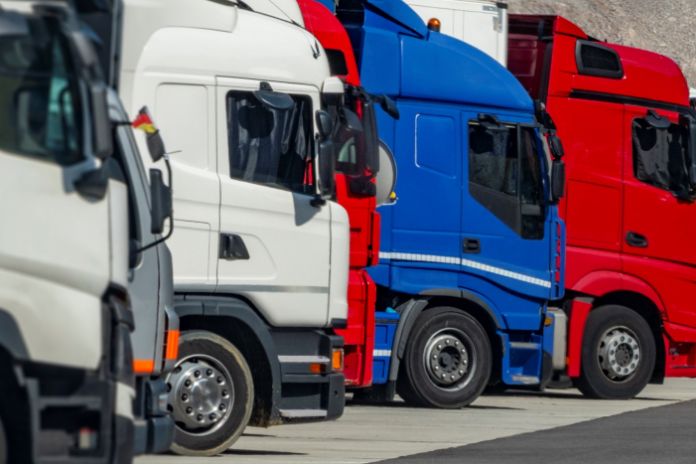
[398,307,491,408]
[576,305,655,399]
[167,331,254,456]
[0,414,6,464]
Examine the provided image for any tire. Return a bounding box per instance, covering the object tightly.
[576,305,656,399]
[167,331,254,456]
[397,307,492,408]
[0,414,6,464]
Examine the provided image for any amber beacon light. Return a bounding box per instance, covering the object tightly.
[427,17,441,32]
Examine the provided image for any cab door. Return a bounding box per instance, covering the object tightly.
[215,77,332,327]
[0,38,113,367]
[461,111,552,329]
[622,105,696,327]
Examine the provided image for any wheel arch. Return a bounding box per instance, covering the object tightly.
[174,296,281,426]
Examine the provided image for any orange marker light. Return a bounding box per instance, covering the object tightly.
[133,359,155,374]
[165,329,180,361]
[427,18,441,32]
[332,348,344,372]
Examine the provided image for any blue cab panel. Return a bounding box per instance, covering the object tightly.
[340,0,565,387]
[373,311,400,385]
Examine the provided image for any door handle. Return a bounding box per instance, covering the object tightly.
[219,233,250,260]
[625,231,648,248]
[463,238,481,254]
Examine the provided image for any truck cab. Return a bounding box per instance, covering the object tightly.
[113,0,350,455]
[509,14,696,399]
[0,2,136,461]
[337,0,565,408]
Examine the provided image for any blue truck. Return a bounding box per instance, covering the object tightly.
[335,0,567,408]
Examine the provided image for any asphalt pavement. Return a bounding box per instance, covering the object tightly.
[376,399,696,464]
[137,378,696,464]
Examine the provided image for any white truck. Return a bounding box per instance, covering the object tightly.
[0,2,136,462]
[0,1,177,461]
[113,0,352,455]
[404,0,508,66]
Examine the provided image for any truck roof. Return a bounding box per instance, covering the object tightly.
[341,0,532,113]
[119,0,330,108]
[509,14,689,108]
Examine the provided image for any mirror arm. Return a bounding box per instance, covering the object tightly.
[135,158,174,254]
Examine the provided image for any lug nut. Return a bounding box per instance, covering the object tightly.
[194,370,201,378]
[222,390,228,397]
[197,414,203,421]
[181,393,188,401]
[209,413,217,421]
[206,369,213,376]
[219,404,226,411]
[184,380,191,387]
[186,407,193,414]
[217,376,224,384]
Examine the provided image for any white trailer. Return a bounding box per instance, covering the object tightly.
[404,0,508,66]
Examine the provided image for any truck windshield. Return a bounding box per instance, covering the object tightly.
[0,14,83,165]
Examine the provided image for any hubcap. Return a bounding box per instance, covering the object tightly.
[166,354,234,435]
[423,329,475,390]
[598,326,641,381]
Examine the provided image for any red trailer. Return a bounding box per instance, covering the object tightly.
[509,15,696,398]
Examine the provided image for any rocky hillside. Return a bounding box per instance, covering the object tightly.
[506,0,696,86]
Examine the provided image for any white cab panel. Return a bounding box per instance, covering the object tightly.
[328,201,349,325]
[0,151,114,368]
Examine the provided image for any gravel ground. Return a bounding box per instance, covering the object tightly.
[506,0,696,86]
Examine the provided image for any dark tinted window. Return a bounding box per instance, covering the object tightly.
[576,41,623,79]
[325,49,348,76]
[226,91,313,194]
[633,118,691,198]
[0,14,83,164]
[469,123,545,239]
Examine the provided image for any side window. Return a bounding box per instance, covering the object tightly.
[468,122,544,239]
[0,17,83,165]
[633,118,690,198]
[226,91,313,194]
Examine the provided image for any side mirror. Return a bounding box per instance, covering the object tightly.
[253,81,294,110]
[149,168,172,234]
[375,140,397,206]
[548,133,564,159]
[314,139,336,205]
[341,107,363,133]
[378,95,400,120]
[90,82,113,160]
[316,109,334,140]
[550,159,566,204]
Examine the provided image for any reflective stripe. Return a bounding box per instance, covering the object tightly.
[373,349,392,357]
[379,251,552,289]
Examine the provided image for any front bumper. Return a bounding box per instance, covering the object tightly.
[273,331,345,423]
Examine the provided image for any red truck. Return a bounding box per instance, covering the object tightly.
[509,15,696,398]
[299,0,380,387]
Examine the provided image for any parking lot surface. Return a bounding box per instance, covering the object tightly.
[137,379,696,464]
